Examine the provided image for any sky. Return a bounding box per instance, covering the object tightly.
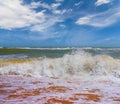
[0,0,120,47]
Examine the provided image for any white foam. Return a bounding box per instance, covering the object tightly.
[0,51,120,79]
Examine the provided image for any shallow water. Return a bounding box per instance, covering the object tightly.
[0,76,120,104]
[0,48,120,103]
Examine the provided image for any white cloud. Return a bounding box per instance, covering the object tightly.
[51,3,61,8]
[95,0,111,6]
[0,0,45,30]
[0,0,64,32]
[76,7,120,27]
[30,1,51,10]
[31,2,61,10]
[30,2,63,15]
[29,2,41,9]
[31,17,63,32]
[75,1,83,6]
[52,9,67,14]
[33,2,66,15]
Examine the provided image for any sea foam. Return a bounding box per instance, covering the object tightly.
[0,51,120,78]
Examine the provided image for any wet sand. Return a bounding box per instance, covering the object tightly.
[0,75,120,104]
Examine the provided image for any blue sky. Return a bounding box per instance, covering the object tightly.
[0,0,120,47]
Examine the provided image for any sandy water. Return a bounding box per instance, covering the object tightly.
[0,48,120,104]
[0,75,120,104]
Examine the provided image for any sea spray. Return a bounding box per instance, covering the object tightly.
[0,50,120,78]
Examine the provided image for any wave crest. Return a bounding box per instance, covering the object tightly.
[0,51,120,78]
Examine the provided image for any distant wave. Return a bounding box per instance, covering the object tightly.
[0,51,120,78]
[0,47,75,50]
[1,47,120,50]
[0,54,28,60]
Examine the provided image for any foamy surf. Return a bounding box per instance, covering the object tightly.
[0,48,120,104]
[0,50,120,78]
[0,75,120,104]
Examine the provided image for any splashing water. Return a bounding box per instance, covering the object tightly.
[1,48,120,104]
[0,49,120,78]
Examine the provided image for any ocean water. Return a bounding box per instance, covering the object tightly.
[0,47,120,78]
[0,47,120,104]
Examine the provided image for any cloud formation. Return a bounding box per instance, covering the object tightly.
[0,0,64,32]
[76,7,120,27]
[95,0,111,6]
[0,0,44,29]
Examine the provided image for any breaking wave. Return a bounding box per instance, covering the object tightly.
[0,51,120,78]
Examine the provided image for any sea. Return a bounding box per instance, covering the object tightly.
[0,47,120,104]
